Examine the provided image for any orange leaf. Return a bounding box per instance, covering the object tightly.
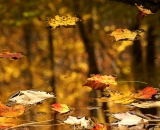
[92,124,109,130]
[0,101,25,117]
[51,103,71,114]
[134,87,158,99]
[83,75,117,90]
[135,3,153,15]
[110,29,138,41]
[135,3,153,21]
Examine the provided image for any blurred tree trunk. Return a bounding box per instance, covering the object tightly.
[73,1,108,122]
[47,29,57,128]
[47,29,55,94]
[132,24,157,115]
[23,24,34,122]
[23,24,33,89]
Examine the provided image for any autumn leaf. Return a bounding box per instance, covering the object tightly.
[46,15,82,29]
[8,90,56,105]
[111,112,148,126]
[83,75,117,90]
[51,103,71,114]
[0,51,23,60]
[91,124,108,130]
[0,101,24,117]
[131,101,160,108]
[63,116,94,129]
[134,87,158,99]
[0,117,16,129]
[110,29,139,41]
[135,3,153,21]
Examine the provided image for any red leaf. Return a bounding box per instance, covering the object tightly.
[51,103,71,114]
[134,87,158,99]
[0,51,23,60]
[92,124,109,130]
[83,75,117,90]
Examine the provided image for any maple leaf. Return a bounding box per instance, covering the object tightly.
[83,75,117,90]
[110,29,139,41]
[135,3,153,21]
[8,90,56,105]
[0,51,23,60]
[46,15,82,29]
[51,103,71,114]
[134,87,158,99]
[0,117,16,128]
[63,116,94,129]
[0,101,25,117]
[111,112,148,126]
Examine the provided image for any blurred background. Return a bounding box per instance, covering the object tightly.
[0,0,160,129]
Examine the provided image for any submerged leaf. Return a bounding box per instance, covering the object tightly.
[83,75,117,90]
[8,90,56,105]
[46,15,82,29]
[51,103,71,114]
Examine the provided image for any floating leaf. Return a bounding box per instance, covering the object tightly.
[134,87,158,99]
[0,101,25,117]
[131,101,160,108]
[51,103,71,114]
[46,15,82,29]
[0,51,23,60]
[63,116,94,129]
[8,90,56,105]
[111,112,148,126]
[110,29,139,41]
[83,75,117,90]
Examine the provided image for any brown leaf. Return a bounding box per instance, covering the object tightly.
[134,87,158,99]
[83,75,117,90]
[46,15,82,29]
[110,29,138,41]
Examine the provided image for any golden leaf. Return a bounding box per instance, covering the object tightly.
[46,15,82,29]
[110,29,138,41]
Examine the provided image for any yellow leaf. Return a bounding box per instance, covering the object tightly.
[46,15,82,29]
